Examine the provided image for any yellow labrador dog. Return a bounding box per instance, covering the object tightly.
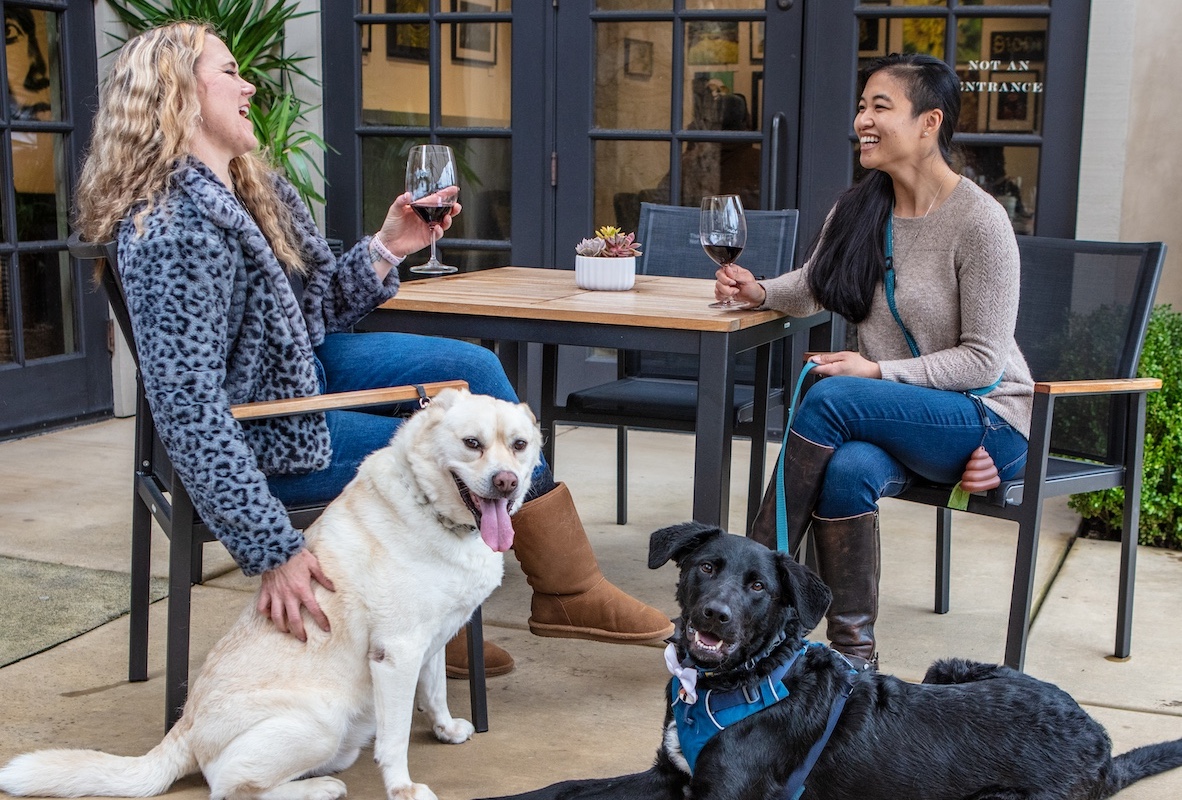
[0,388,542,800]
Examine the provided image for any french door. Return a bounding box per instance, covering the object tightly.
[0,1,104,438]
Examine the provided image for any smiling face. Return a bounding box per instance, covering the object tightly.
[190,36,257,171]
[855,70,934,177]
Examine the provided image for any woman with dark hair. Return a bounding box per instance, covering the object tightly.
[715,53,1033,670]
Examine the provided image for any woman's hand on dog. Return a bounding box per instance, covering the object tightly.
[257,549,336,642]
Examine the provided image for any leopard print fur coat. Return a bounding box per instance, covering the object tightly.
[118,158,399,575]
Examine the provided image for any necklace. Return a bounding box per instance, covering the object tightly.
[893,170,955,262]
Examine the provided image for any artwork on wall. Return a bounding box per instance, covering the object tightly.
[858,1,889,58]
[686,20,739,65]
[989,30,1046,62]
[988,70,1040,133]
[750,21,764,63]
[452,0,497,66]
[386,0,428,62]
[751,71,763,131]
[361,0,372,53]
[624,38,653,78]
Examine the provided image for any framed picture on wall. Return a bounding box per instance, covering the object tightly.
[386,0,428,62]
[686,21,739,65]
[624,38,653,78]
[361,0,372,53]
[750,21,765,63]
[988,70,1040,133]
[452,0,497,66]
[751,71,763,130]
[858,2,889,58]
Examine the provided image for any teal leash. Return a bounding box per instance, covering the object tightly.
[774,361,817,553]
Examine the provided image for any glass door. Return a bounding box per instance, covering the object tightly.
[0,1,106,438]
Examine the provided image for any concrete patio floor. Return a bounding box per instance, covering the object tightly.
[1,417,1181,798]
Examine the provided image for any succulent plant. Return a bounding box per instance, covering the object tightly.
[575,226,642,258]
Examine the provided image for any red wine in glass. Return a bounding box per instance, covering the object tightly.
[700,195,750,310]
[405,144,459,274]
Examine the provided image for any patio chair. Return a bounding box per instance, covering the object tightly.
[69,233,489,732]
[549,202,828,526]
[803,235,1166,671]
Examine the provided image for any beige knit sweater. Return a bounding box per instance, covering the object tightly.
[761,177,1034,438]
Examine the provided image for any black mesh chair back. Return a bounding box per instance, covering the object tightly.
[630,202,798,384]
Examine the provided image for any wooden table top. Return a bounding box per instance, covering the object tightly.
[377,267,786,332]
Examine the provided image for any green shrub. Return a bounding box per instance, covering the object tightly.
[1068,304,1182,548]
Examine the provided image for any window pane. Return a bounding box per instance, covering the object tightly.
[19,250,75,359]
[596,22,672,130]
[596,0,670,10]
[361,4,429,126]
[595,140,669,237]
[685,0,763,9]
[958,18,1046,136]
[439,136,512,242]
[441,22,510,127]
[961,144,1038,235]
[13,132,67,241]
[361,136,418,233]
[0,259,11,363]
[960,0,1045,6]
[6,8,62,122]
[679,140,761,211]
[683,21,763,130]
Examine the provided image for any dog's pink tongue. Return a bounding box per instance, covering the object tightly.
[478,497,514,552]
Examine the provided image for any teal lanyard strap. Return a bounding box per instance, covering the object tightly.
[883,211,1001,397]
[775,361,817,553]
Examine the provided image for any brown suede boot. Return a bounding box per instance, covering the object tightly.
[444,627,515,679]
[748,430,835,555]
[511,482,674,643]
[811,511,880,670]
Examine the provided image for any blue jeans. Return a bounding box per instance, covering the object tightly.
[790,376,1028,519]
[268,332,553,505]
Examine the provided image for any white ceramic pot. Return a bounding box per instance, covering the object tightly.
[575,255,636,291]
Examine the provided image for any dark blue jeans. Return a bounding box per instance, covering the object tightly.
[791,376,1028,519]
[268,332,552,505]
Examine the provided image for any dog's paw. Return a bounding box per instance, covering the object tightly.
[433,717,476,744]
[299,776,349,800]
[387,782,438,800]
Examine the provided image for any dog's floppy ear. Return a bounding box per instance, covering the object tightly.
[648,521,723,569]
[430,387,467,409]
[775,553,831,633]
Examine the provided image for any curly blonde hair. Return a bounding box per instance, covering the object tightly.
[73,21,305,274]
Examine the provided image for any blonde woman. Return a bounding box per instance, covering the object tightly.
[76,22,672,676]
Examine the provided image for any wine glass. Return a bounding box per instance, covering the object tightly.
[700,195,749,310]
[405,144,459,274]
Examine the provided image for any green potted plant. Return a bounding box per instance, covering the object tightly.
[574,225,642,291]
[105,0,330,210]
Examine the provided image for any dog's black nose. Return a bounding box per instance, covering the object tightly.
[702,601,731,624]
[493,471,519,494]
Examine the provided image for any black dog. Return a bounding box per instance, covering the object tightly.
[481,522,1182,800]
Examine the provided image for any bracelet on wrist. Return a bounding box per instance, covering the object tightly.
[369,235,405,267]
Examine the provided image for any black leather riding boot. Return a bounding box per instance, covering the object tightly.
[811,511,880,669]
[748,430,835,555]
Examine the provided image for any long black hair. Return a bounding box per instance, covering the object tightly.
[806,53,961,323]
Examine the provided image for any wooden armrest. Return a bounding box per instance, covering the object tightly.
[1034,378,1162,396]
[230,380,469,421]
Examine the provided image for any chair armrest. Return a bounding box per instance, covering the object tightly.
[1034,378,1162,397]
[230,380,469,421]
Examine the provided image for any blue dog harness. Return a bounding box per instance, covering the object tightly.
[669,642,859,799]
